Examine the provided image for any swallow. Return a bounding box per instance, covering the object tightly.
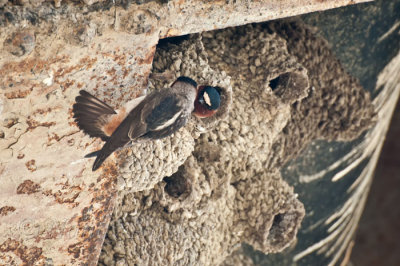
[72,76,221,171]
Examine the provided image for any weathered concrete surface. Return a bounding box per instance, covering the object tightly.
[0,26,156,264]
[0,1,373,40]
[0,0,372,265]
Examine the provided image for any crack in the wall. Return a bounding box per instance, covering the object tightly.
[6,129,28,153]
[46,130,80,146]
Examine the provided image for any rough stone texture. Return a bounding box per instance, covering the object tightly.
[99,22,374,265]
[0,13,155,264]
[0,1,372,39]
[0,0,372,265]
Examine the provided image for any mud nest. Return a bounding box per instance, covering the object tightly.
[99,20,374,265]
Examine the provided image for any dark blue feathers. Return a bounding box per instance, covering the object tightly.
[176,76,197,88]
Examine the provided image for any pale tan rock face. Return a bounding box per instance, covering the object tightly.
[0,1,372,265]
[0,13,156,264]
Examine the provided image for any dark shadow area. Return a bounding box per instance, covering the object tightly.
[351,99,400,266]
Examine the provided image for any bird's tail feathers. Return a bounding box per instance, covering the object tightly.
[73,90,116,141]
[92,149,114,171]
[84,150,100,158]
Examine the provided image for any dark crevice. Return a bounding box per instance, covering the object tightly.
[157,34,191,49]
[269,75,281,91]
[272,213,283,227]
[163,166,191,198]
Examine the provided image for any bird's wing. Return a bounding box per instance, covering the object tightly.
[141,94,183,131]
[91,92,185,170]
[143,115,188,139]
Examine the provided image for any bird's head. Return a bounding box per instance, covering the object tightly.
[171,76,198,93]
[193,86,221,118]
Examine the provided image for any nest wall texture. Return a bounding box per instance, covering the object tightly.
[99,21,374,265]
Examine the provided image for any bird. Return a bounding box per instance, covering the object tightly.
[72,76,221,171]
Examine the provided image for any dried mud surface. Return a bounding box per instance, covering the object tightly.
[98,21,374,265]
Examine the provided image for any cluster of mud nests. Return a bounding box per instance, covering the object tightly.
[99,20,374,265]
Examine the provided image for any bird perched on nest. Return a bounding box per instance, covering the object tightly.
[73,76,221,171]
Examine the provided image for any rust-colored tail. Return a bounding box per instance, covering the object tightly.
[72,90,116,141]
